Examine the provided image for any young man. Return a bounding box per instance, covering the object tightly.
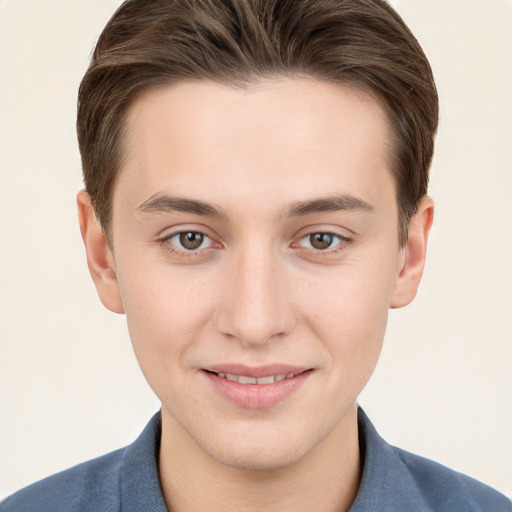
[2,0,510,510]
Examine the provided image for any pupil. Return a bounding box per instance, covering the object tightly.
[180,232,204,250]
[310,233,333,250]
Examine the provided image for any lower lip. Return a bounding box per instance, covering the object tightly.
[203,370,312,409]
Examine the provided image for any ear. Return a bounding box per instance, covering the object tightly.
[390,196,434,309]
[77,190,124,314]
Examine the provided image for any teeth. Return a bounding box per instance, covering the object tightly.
[238,375,258,384]
[256,375,275,385]
[216,372,297,384]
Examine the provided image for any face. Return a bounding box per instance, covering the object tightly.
[84,79,428,470]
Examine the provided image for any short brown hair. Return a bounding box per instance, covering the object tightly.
[77,0,438,245]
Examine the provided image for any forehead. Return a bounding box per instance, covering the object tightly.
[118,79,394,216]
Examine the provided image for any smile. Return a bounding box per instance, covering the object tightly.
[214,372,299,385]
[204,368,312,409]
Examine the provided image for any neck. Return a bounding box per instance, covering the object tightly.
[159,404,361,512]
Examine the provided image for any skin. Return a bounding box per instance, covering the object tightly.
[78,79,433,512]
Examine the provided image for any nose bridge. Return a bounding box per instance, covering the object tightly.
[216,240,295,346]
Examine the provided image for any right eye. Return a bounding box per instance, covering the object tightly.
[167,231,214,251]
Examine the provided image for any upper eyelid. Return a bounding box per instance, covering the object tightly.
[163,230,214,245]
[294,226,353,241]
[292,230,354,253]
[158,225,215,241]
[157,226,353,248]
[158,231,217,257]
[300,232,346,240]
[292,220,355,234]
[297,232,349,246]
[164,228,210,238]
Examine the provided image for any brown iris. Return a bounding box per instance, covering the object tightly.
[309,233,334,250]
[179,232,205,250]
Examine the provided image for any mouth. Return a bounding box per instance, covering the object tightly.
[205,370,304,385]
[202,366,312,409]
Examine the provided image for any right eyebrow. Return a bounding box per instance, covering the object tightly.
[136,193,228,219]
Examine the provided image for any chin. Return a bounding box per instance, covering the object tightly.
[194,420,327,472]
[206,441,310,472]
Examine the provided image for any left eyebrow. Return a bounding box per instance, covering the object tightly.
[285,194,375,217]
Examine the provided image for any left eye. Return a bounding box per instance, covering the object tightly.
[298,232,344,251]
[168,231,213,251]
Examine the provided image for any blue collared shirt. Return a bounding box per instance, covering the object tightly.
[2,408,510,511]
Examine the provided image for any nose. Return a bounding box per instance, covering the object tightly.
[214,244,297,347]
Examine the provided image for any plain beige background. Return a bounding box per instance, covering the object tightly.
[0,0,511,500]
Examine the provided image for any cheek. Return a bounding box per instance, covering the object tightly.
[299,254,397,376]
[117,264,217,371]
[317,297,387,410]
[313,284,389,360]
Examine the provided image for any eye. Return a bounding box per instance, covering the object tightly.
[298,232,345,251]
[168,231,213,251]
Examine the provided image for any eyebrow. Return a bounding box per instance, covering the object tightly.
[136,192,374,220]
[136,194,227,219]
[285,194,375,217]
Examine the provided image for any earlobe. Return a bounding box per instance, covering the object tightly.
[77,190,124,314]
[390,196,434,309]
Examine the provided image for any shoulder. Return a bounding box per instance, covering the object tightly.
[0,448,126,512]
[353,408,511,512]
[393,446,512,512]
[1,412,166,512]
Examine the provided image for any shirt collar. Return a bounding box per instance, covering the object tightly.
[120,412,168,512]
[117,408,478,512]
[349,407,429,510]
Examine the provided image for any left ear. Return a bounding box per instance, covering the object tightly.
[390,196,434,308]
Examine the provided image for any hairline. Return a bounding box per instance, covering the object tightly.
[99,74,407,246]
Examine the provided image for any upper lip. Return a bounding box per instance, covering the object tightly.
[204,364,311,378]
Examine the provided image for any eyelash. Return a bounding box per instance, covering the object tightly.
[157,230,352,258]
[295,232,352,253]
[158,230,217,257]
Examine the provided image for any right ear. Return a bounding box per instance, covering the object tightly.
[77,190,124,314]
